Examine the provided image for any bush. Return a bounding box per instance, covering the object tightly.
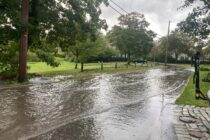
[36,50,60,67]
[200,67,210,71]
[202,73,210,82]
[28,51,40,62]
[0,41,19,79]
[55,53,66,58]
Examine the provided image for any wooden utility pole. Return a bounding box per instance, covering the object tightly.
[18,0,29,82]
[165,20,170,66]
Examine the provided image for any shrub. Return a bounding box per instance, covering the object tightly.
[200,67,210,71]
[0,41,19,79]
[202,73,210,82]
[28,51,40,62]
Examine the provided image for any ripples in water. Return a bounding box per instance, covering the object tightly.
[0,67,191,140]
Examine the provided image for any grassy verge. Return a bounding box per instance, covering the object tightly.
[175,64,192,68]
[27,59,155,78]
[176,65,210,107]
[0,60,155,87]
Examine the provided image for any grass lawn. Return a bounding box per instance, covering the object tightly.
[176,65,210,107]
[176,64,192,68]
[28,58,154,78]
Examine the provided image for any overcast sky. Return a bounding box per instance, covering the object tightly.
[100,0,203,38]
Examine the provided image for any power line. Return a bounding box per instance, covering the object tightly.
[108,0,165,39]
[109,4,123,15]
[110,0,129,14]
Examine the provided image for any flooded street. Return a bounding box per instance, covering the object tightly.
[0,67,191,140]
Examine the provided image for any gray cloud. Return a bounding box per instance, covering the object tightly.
[100,0,203,38]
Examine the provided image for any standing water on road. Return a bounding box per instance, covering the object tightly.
[0,67,191,140]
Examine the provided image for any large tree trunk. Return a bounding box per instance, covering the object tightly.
[18,0,29,82]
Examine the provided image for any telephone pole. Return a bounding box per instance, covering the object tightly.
[18,0,29,82]
[165,20,170,66]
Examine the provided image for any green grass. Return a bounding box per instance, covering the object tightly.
[176,65,210,107]
[176,64,192,68]
[28,59,154,78]
[28,61,77,75]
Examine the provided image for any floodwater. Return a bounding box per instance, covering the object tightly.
[0,67,191,140]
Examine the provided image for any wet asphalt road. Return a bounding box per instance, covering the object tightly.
[0,67,191,140]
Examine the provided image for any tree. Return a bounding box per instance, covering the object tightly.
[66,33,106,71]
[96,46,118,62]
[19,0,29,82]
[0,0,108,81]
[179,0,210,40]
[0,41,19,79]
[107,12,155,64]
[178,7,210,40]
[183,0,210,8]
[107,26,126,57]
[179,0,210,58]
[158,31,194,63]
[203,41,210,60]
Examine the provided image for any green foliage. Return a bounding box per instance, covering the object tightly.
[98,47,118,59]
[203,41,210,58]
[88,46,118,62]
[107,12,155,63]
[68,33,107,63]
[202,73,210,82]
[29,38,60,67]
[107,26,126,53]
[27,51,40,62]
[200,67,210,71]
[183,0,210,9]
[0,41,19,79]
[158,31,194,62]
[178,7,210,40]
[0,0,108,78]
[180,0,210,48]
[36,50,59,67]
[179,1,210,60]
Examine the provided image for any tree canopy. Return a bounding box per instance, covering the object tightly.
[0,0,108,79]
[107,12,155,63]
[183,0,210,8]
[178,7,210,40]
[158,31,194,62]
[0,0,108,44]
[179,0,210,40]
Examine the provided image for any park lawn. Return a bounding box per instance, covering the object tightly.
[28,59,152,77]
[176,65,210,107]
[28,61,77,75]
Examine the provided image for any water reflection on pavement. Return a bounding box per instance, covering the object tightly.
[0,67,191,140]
